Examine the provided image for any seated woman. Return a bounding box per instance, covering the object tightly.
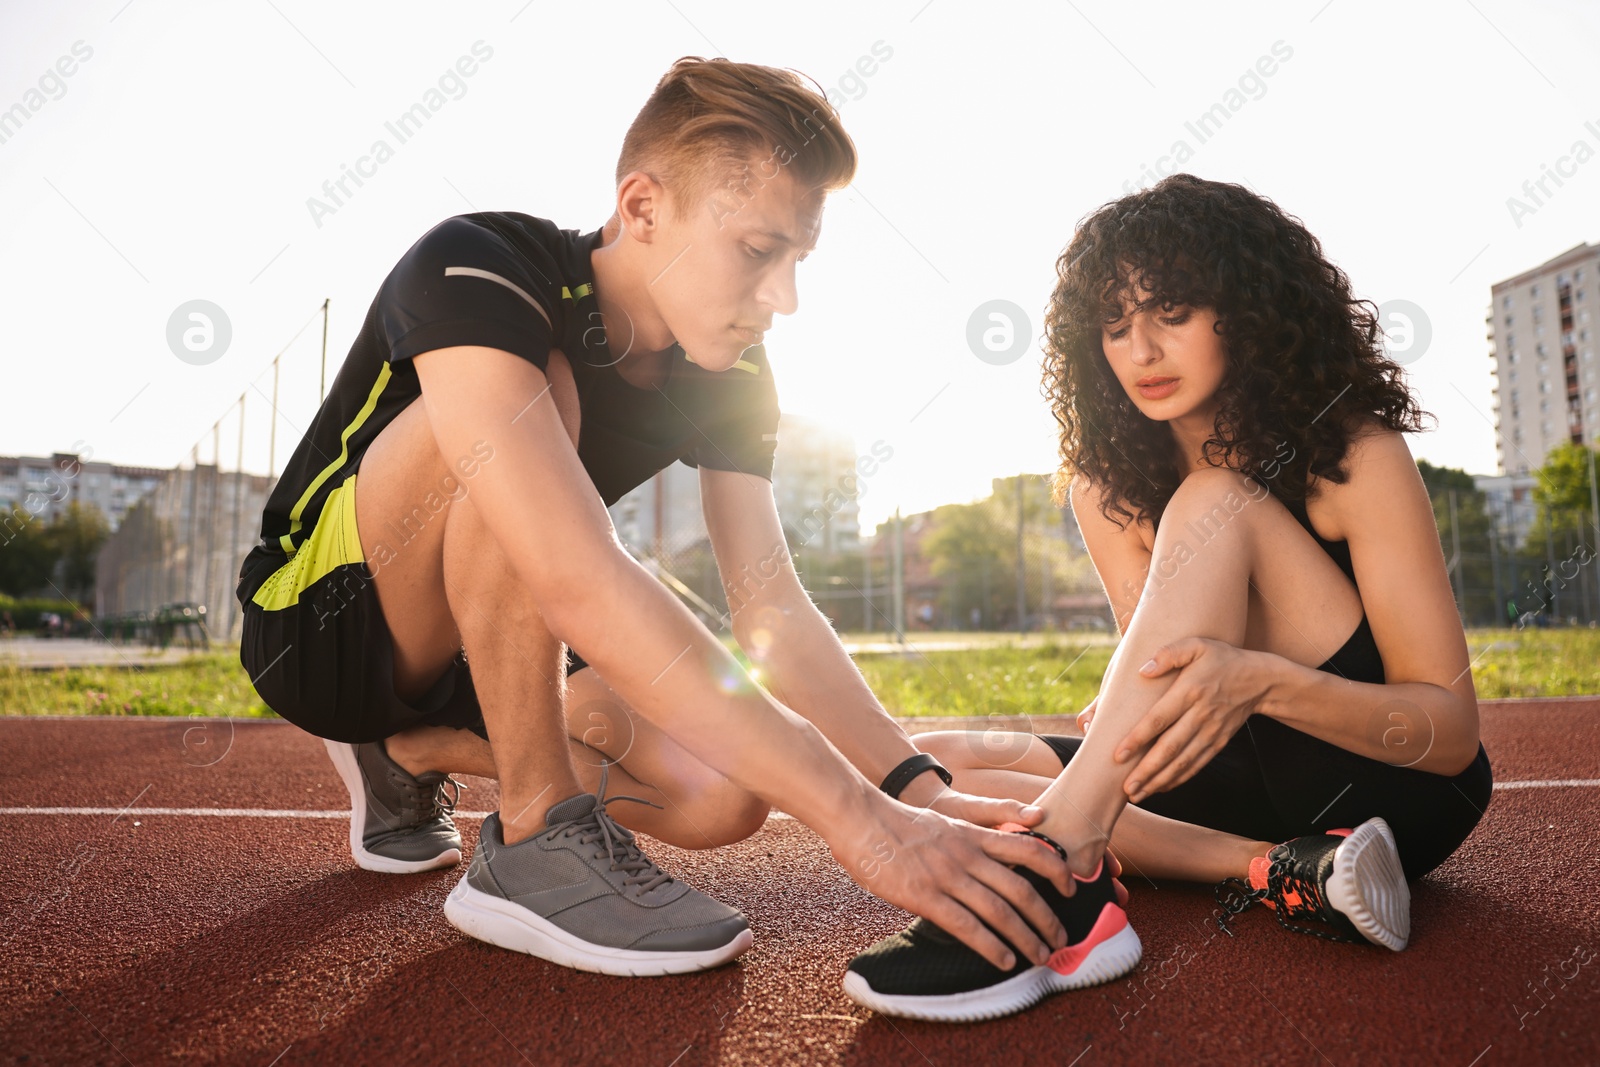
[843,173,1493,1021]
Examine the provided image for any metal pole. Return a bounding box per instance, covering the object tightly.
[319,298,330,404]
[891,508,905,644]
[226,393,246,642]
[204,420,221,624]
[184,445,199,602]
[863,530,873,631]
[1041,476,1053,629]
[1588,447,1599,624]
[1577,516,1591,624]
[1448,488,1464,624]
[1545,507,1559,622]
[1487,513,1503,629]
[269,355,280,478]
[1016,476,1026,633]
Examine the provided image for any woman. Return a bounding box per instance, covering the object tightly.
[843,173,1493,1021]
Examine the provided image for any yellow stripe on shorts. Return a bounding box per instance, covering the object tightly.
[252,473,366,611]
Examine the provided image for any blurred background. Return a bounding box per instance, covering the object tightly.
[2,0,1599,647]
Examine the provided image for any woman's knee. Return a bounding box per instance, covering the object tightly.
[1162,466,1273,534]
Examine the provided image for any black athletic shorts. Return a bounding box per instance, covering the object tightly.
[1039,614,1493,882]
[237,471,586,744]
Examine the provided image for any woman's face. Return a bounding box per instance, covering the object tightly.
[1099,276,1227,424]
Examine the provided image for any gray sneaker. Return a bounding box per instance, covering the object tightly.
[323,738,466,874]
[443,783,752,975]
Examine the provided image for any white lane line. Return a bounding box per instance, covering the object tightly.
[0,806,801,819]
[1490,779,1600,789]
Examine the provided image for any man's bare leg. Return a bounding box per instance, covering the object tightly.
[355,388,767,849]
[353,379,582,846]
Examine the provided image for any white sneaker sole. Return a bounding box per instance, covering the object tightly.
[323,739,462,874]
[1325,816,1411,951]
[443,874,754,976]
[841,907,1142,1023]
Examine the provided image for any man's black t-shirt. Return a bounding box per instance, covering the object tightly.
[236,211,781,603]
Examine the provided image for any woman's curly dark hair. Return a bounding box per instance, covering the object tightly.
[1042,173,1432,531]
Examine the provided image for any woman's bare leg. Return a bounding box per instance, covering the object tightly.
[915,731,1273,883]
[1024,467,1367,876]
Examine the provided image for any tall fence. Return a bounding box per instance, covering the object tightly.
[95,461,275,645]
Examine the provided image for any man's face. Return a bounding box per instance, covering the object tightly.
[647,156,824,372]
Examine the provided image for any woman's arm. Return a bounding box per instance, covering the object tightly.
[1259,428,1482,775]
[1257,660,1479,775]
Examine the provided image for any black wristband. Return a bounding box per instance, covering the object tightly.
[879,753,954,800]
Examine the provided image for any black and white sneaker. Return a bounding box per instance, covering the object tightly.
[1214,816,1410,950]
[842,829,1142,1022]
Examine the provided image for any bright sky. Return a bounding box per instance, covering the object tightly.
[4,0,1599,531]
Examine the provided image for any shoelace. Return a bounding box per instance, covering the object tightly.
[1213,847,1356,945]
[386,767,467,825]
[433,775,466,817]
[549,761,671,896]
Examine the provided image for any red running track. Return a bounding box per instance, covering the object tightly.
[1,700,1597,1066]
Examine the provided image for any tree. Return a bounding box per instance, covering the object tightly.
[0,506,57,596]
[1532,442,1597,514]
[47,502,110,603]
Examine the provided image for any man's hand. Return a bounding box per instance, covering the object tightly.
[826,790,1075,972]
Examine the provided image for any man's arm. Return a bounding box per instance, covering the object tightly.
[699,466,1048,823]
[413,343,1073,970]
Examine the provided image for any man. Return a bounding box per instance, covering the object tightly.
[237,56,1082,978]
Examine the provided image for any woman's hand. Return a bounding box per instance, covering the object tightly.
[826,789,1075,972]
[1114,637,1269,802]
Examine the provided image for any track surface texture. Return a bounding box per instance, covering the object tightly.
[1,699,1597,1066]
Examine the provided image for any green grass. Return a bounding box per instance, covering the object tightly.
[852,641,1110,720]
[0,627,1595,722]
[0,649,277,720]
